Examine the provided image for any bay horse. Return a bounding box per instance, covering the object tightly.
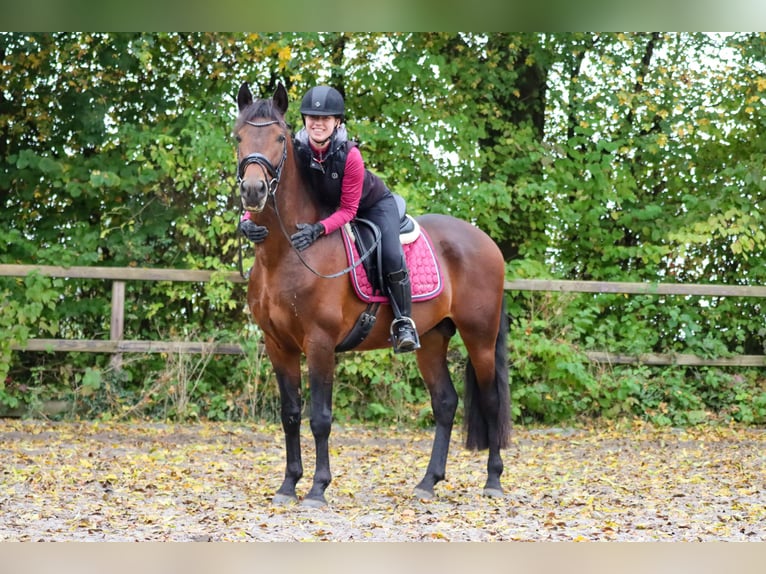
[234,82,510,507]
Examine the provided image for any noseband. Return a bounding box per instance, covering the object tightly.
[236,119,288,196]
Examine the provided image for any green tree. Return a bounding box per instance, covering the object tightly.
[2,32,765,425]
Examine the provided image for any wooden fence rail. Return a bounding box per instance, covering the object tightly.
[2,264,765,367]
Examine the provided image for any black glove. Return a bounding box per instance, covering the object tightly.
[239,219,269,243]
[290,222,324,251]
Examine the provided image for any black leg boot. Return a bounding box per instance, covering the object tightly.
[386,268,421,353]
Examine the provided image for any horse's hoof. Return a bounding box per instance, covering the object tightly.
[272,493,298,506]
[413,487,434,500]
[482,487,504,498]
[301,496,327,508]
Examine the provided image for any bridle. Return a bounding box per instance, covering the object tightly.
[236,119,288,197]
[236,117,380,281]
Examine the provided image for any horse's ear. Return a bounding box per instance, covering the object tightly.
[237,82,253,112]
[273,82,288,115]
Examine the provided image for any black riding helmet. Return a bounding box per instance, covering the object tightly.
[300,86,345,119]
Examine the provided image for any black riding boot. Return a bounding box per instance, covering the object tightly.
[386,268,421,353]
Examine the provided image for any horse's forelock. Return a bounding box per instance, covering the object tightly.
[235,98,287,132]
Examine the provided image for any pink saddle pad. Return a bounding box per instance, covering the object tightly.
[341,226,444,304]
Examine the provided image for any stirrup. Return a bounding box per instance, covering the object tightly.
[390,317,420,353]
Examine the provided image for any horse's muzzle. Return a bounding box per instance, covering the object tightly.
[240,178,269,212]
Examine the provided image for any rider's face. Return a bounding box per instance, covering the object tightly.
[304,115,339,148]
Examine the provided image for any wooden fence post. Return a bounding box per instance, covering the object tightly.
[110,280,125,370]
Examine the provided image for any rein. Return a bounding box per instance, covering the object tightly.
[236,118,380,281]
[272,193,380,280]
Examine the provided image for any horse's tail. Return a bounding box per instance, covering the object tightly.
[463,297,511,451]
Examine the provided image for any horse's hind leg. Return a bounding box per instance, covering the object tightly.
[465,355,505,496]
[460,308,511,497]
[413,323,459,499]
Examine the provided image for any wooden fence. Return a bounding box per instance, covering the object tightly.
[3,264,766,367]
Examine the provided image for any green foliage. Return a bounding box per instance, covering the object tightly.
[2,32,766,427]
[509,291,600,423]
[508,290,766,426]
[0,273,60,408]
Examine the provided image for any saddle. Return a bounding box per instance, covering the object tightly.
[348,195,416,294]
[335,195,443,352]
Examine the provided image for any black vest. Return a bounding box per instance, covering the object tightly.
[294,127,390,213]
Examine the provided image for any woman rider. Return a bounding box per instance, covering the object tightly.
[240,85,420,354]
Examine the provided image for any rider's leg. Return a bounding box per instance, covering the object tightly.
[364,196,420,353]
[385,260,420,353]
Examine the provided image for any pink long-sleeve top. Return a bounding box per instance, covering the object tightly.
[316,145,364,235]
[242,144,365,237]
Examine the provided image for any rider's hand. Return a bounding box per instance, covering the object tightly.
[290,222,325,251]
[239,219,269,243]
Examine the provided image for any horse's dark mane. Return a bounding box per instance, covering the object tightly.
[234,98,288,132]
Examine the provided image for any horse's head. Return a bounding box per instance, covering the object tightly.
[234,82,290,213]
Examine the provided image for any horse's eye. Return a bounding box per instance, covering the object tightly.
[277,134,286,143]
[235,135,242,143]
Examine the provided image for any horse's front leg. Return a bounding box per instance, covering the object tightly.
[271,348,304,505]
[303,346,336,507]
